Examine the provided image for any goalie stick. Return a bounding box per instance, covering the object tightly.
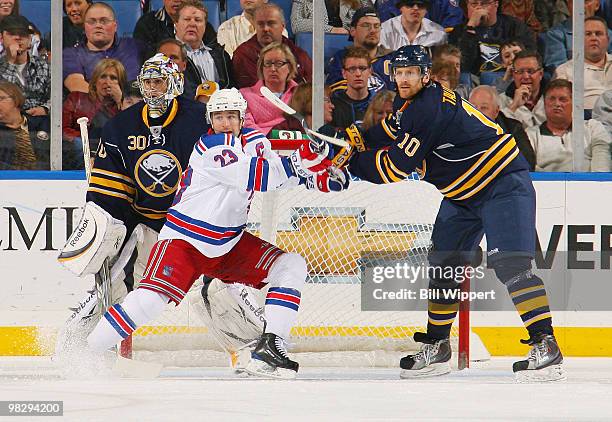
[259,86,349,148]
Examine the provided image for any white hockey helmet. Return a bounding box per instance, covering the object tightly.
[137,53,184,107]
[206,88,248,124]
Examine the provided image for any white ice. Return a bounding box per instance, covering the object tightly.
[1,357,612,422]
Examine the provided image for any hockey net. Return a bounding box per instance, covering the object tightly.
[130,139,484,367]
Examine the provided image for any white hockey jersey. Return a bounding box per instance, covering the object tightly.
[158,128,298,257]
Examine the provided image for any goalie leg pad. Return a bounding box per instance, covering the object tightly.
[264,253,307,339]
[87,288,167,352]
[194,279,266,354]
[58,201,126,276]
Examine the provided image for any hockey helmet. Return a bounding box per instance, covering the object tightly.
[137,53,184,107]
[390,45,432,81]
[206,88,248,124]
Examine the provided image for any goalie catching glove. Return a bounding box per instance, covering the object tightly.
[303,167,350,192]
[57,202,126,277]
[331,124,366,168]
[288,138,333,178]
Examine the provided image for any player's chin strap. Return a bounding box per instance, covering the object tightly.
[332,124,366,168]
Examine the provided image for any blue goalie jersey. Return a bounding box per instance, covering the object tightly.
[86,96,209,233]
[349,83,529,201]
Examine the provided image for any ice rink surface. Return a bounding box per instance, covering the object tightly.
[1,357,612,422]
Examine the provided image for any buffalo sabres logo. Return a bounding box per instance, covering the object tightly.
[135,149,183,198]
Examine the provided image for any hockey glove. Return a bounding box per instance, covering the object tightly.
[304,167,350,192]
[288,138,333,178]
[332,124,366,168]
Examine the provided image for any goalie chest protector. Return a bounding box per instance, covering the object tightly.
[87,96,209,232]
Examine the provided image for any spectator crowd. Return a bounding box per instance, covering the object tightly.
[0,0,610,172]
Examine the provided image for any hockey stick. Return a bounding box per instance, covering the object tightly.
[77,117,113,314]
[259,86,349,148]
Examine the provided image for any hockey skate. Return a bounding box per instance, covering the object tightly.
[245,333,299,379]
[513,333,565,383]
[399,332,452,378]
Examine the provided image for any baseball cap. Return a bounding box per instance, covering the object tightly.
[350,6,379,28]
[395,0,431,8]
[0,15,34,35]
[195,81,219,100]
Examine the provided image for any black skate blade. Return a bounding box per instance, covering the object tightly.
[399,362,451,379]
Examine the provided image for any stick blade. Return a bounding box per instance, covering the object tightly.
[259,85,297,115]
[305,129,350,148]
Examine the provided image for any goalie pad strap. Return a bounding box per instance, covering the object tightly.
[58,201,126,277]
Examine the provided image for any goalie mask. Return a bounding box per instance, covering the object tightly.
[206,88,248,124]
[137,53,184,110]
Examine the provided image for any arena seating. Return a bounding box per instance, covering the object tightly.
[295,32,352,65]
[20,0,51,35]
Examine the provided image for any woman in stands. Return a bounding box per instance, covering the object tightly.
[62,58,126,163]
[360,89,394,132]
[240,42,300,135]
[272,83,336,133]
[291,0,372,34]
[63,0,91,48]
[0,81,49,170]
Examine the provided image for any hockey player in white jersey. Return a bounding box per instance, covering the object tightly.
[86,88,350,378]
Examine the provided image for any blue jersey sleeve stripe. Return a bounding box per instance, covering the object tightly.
[281,157,293,178]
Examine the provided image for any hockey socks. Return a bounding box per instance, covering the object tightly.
[264,287,301,339]
[506,271,553,335]
[87,288,168,352]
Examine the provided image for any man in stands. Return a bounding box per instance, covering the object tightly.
[326,6,393,95]
[330,46,373,128]
[526,79,611,172]
[174,0,234,89]
[498,50,547,129]
[449,0,536,86]
[232,3,312,88]
[0,16,50,117]
[133,0,217,58]
[376,0,464,29]
[217,0,287,58]
[379,0,447,51]
[63,2,144,93]
[554,16,612,112]
[541,0,612,77]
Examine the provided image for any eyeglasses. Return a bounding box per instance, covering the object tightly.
[467,0,496,7]
[344,65,370,74]
[356,23,381,30]
[84,17,115,26]
[512,67,541,76]
[402,3,427,9]
[263,60,289,69]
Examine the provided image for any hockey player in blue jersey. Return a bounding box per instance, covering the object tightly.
[344,45,564,382]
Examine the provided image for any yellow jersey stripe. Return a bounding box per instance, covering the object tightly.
[90,176,136,195]
[428,317,456,325]
[132,207,167,219]
[91,168,134,184]
[375,150,392,184]
[381,118,397,139]
[386,155,411,178]
[429,302,459,312]
[445,138,516,198]
[439,134,510,194]
[87,187,132,202]
[454,149,519,201]
[382,156,404,182]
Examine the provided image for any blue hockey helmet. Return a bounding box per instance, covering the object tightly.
[390,45,432,80]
